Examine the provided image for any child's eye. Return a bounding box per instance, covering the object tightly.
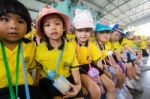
[44,24,50,27]
[85,29,91,32]
[77,29,82,32]
[0,17,9,22]
[18,19,25,24]
[56,23,60,25]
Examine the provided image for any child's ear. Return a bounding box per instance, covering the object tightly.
[63,25,66,32]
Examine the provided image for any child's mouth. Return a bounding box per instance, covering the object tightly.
[9,32,19,37]
[51,32,58,35]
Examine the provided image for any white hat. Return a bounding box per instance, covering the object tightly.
[72,9,95,29]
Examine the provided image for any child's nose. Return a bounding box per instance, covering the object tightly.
[9,20,17,30]
[50,24,56,30]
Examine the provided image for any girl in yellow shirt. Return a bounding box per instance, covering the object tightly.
[0,0,47,99]
[72,9,115,99]
[94,22,116,99]
[35,6,83,99]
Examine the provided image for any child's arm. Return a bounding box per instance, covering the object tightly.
[63,69,81,98]
[96,60,104,69]
[64,46,82,98]
[124,44,136,55]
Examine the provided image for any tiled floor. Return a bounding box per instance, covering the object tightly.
[132,57,150,99]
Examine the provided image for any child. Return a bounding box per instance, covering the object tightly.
[35,6,83,99]
[71,9,115,99]
[94,22,116,99]
[0,0,47,99]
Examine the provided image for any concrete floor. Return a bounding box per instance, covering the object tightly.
[132,57,150,99]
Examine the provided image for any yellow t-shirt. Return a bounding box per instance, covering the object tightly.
[70,40,101,65]
[110,41,123,53]
[25,27,36,41]
[94,41,112,59]
[121,38,134,48]
[66,33,75,41]
[0,41,36,88]
[140,41,147,49]
[35,40,79,78]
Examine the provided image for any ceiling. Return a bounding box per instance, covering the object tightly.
[35,0,150,26]
[81,0,150,26]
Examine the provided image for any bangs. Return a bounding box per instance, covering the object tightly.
[0,0,31,33]
[97,30,112,34]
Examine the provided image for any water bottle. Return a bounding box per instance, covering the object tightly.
[53,75,71,94]
[46,70,71,94]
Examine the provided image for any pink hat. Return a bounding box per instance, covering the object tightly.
[36,5,70,38]
[72,9,95,29]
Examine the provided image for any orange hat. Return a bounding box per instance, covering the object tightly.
[36,5,70,38]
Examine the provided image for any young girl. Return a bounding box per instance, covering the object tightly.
[94,22,116,99]
[0,0,47,99]
[72,9,115,99]
[35,6,83,99]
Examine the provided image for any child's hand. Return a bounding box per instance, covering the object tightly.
[63,83,80,98]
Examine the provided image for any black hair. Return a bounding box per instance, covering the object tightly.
[118,33,125,44]
[96,30,112,34]
[0,0,32,33]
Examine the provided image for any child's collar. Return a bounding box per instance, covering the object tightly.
[48,38,65,50]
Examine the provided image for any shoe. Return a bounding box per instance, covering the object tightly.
[126,79,135,89]
[116,88,126,99]
[132,80,143,93]
[135,75,140,80]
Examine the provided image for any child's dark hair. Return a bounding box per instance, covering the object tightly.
[0,0,32,33]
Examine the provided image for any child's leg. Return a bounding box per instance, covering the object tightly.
[115,66,126,88]
[53,96,62,99]
[100,74,115,99]
[81,74,101,99]
[125,63,134,80]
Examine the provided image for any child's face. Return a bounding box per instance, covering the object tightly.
[0,13,27,42]
[134,36,140,43]
[75,28,92,43]
[110,31,120,41]
[127,33,134,39]
[96,32,110,42]
[43,14,65,41]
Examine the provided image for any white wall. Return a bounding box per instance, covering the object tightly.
[18,0,47,20]
[18,0,64,20]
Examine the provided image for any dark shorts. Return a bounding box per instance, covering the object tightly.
[127,53,135,66]
[0,85,48,99]
[39,75,83,99]
[142,49,149,57]
[79,64,104,76]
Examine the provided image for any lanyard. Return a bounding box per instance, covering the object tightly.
[54,40,65,72]
[1,41,21,99]
[20,43,30,99]
[54,49,64,72]
[96,40,105,51]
